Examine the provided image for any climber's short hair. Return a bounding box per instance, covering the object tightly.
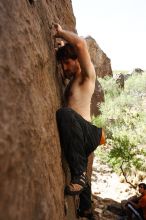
[56,43,78,62]
[139,183,146,190]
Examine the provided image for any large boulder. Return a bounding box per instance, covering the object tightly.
[0,1,77,220]
[86,36,112,78]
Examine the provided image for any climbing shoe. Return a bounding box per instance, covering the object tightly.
[65,172,87,195]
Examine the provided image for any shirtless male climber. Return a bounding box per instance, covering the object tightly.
[54,23,105,220]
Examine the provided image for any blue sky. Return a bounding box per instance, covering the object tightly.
[72,0,146,70]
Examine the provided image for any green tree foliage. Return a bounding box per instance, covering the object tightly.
[93,73,146,176]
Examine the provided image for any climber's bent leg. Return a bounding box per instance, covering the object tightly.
[56,107,102,195]
[56,107,88,195]
[56,107,87,176]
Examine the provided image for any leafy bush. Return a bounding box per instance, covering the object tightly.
[93,72,146,177]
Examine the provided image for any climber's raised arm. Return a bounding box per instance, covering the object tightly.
[53,23,95,80]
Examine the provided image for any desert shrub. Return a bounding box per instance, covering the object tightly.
[93,73,146,178]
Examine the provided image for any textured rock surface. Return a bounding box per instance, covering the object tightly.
[0,1,115,220]
[0,0,76,220]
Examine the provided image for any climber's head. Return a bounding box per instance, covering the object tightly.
[56,43,77,62]
[56,43,80,79]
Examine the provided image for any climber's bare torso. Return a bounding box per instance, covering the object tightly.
[64,71,95,122]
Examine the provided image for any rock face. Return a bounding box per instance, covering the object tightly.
[0,1,114,220]
[0,1,76,220]
[86,36,112,78]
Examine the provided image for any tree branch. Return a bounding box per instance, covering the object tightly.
[120,161,137,189]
